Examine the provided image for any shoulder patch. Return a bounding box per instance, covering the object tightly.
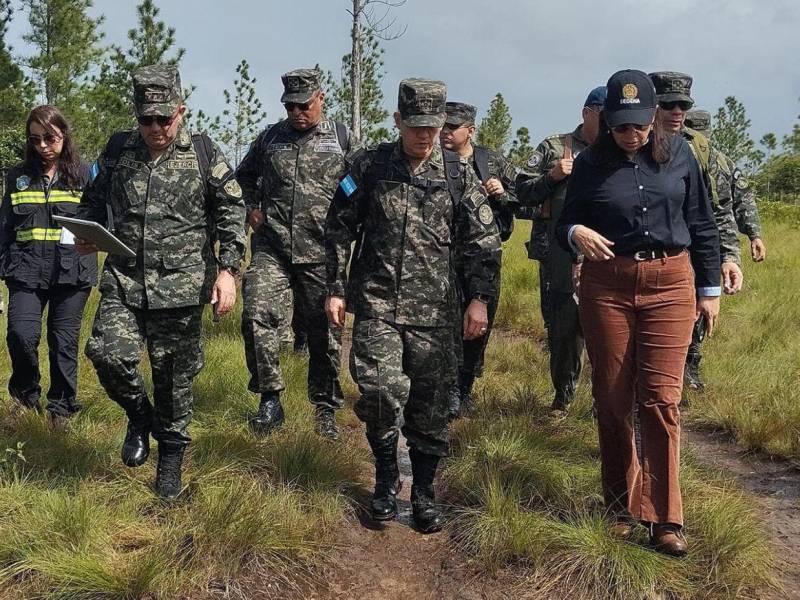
[478,203,494,225]
[211,162,231,181]
[527,152,543,168]
[339,174,357,197]
[16,175,31,191]
[223,178,242,198]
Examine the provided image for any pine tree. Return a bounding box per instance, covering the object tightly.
[21,0,104,106]
[323,28,390,145]
[476,93,512,152]
[1,0,35,170]
[710,96,760,168]
[212,60,267,165]
[507,126,533,168]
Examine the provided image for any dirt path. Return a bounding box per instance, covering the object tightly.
[685,428,800,599]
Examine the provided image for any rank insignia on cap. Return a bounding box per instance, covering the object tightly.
[16,175,30,190]
[527,153,541,168]
[478,203,494,225]
[287,77,300,91]
[622,84,638,100]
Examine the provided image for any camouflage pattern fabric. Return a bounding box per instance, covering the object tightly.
[281,68,321,103]
[236,118,349,406]
[325,141,502,327]
[444,102,477,126]
[132,65,182,117]
[397,78,447,127]
[241,251,342,407]
[683,128,741,265]
[236,119,351,264]
[78,127,246,308]
[349,317,456,457]
[79,122,245,446]
[85,277,204,445]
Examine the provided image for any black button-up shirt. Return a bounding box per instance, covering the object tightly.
[556,134,720,291]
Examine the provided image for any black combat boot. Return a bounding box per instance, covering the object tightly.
[248,391,285,436]
[684,353,704,391]
[550,387,575,415]
[446,384,461,422]
[155,441,186,500]
[292,332,308,354]
[121,403,152,467]
[314,406,340,440]
[409,447,443,533]
[367,432,402,521]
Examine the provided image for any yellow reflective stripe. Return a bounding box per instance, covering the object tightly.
[10,190,81,205]
[16,227,63,242]
[10,191,46,205]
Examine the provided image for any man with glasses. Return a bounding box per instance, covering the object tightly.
[685,109,766,264]
[236,68,351,439]
[515,86,606,416]
[440,101,517,419]
[650,71,742,393]
[77,65,246,499]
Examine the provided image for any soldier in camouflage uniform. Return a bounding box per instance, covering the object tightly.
[650,72,742,392]
[236,69,350,440]
[76,65,246,499]
[440,101,517,419]
[325,79,501,533]
[685,109,766,263]
[515,86,606,414]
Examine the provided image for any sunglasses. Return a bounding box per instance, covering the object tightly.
[658,100,693,112]
[442,122,471,131]
[284,101,312,112]
[137,113,177,128]
[28,133,62,146]
[611,123,652,134]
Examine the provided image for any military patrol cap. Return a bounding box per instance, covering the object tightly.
[649,71,694,104]
[281,68,321,103]
[445,102,477,126]
[133,65,182,117]
[603,70,657,128]
[685,109,711,132]
[398,78,447,127]
[584,86,607,107]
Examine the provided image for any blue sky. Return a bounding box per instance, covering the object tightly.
[6,0,800,147]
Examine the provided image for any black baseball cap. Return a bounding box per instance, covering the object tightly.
[603,69,657,128]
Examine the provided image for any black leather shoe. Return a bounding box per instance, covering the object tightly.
[368,432,401,521]
[409,447,443,533]
[684,354,705,391]
[315,408,339,440]
[155,442,186,500]
[122,421,150,467]
[248,392,285,436]
[10,388,42,413]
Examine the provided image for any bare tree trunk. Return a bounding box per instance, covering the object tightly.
[350,0,362,142]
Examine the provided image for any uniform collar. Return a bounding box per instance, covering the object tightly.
[392,141,444,175]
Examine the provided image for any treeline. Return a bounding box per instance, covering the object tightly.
[2,0,799,201]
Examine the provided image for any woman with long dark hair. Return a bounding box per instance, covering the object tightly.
[0,105,97,427]
[556,70,720,556]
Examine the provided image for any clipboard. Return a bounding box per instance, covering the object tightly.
[52,215,137,258]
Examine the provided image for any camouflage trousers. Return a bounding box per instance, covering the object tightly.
[460,271,501,379]
[85,283,204,446]
[349,317,457,457]
[241,251,343,408]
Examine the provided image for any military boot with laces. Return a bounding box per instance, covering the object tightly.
[409,447,443,533]
[155,441,186,500]
[248,391,285,436]
[367,433,402,521]
[314,407,340,440]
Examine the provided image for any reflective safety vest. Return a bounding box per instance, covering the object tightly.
[0,165,97,288]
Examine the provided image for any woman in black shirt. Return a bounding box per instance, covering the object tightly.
[556,70,720,557]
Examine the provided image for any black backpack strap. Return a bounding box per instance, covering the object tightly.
[472,145,491,184]
[98,131,135,230]
[335,122,349,152]
[190,132,215,199]
[442,149,464,208]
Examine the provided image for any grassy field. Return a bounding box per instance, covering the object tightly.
[0,203,795,598]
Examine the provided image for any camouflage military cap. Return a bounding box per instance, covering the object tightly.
[649,71,694,104]
[445,102,477,126]
[685,109,711,132]
[398,78,447,127]
[281,68,321,103]
[133,65,182,117]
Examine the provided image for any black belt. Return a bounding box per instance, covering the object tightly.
[620,248,684,261]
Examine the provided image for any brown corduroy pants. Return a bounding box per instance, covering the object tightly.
[579,251,696,526]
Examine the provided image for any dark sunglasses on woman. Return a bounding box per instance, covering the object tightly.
[28,133,62,146]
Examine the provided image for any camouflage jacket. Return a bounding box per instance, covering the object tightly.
[515,125,591,293]
[236,118,351,264]
[683,128,741,265]
[463,145,518,241]
[722,157,762,240]
[325,142,502,327]
[78,127,246,310]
